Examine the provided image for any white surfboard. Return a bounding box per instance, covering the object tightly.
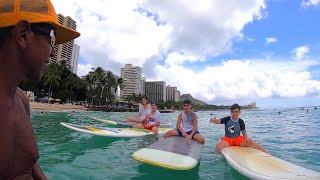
[221,146,320,180]
[60,122,171,138]
[132,136,201,170]
[88,116,172,127]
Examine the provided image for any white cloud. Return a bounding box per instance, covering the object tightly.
[49,0,320,106]
[291,46,310,61]
[301,0,320,7]
[154,58,320,105]
[265,37,278,44]
[77,64,94,77]
[51,0,266,75]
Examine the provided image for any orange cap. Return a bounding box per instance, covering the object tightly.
[0,0,80,44]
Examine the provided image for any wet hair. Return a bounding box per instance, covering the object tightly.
[183,99,192,104]
[0,27,13,49]
[230,103,241,111]
[149,101,156,105]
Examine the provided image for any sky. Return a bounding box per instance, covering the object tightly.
[51,0,320,109]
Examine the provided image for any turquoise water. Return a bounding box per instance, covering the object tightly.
[31,108,320,179]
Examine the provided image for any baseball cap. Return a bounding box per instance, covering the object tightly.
[0,0,80,44]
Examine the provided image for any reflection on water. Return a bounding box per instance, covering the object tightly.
[31,108,320,179]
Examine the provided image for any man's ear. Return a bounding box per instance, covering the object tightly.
[14,20,31,48]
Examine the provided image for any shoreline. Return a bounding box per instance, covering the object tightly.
[30,102,89,112]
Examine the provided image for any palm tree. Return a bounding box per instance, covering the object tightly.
[65,74,78,102]
[104,71,116,102]
[44,63,61,98]
[94,67,107,106]
[85,70,96,105]
[115,77,124,93]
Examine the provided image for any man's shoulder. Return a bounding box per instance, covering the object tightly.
[17,88,30,112]
[221,116,231,122]
[17,87,28,100]
[223,116,231,119]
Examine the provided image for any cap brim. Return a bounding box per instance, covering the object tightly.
[53,22,80,44]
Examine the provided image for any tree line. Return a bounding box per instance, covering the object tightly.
[19,61,257,110]
[19,60,124,106]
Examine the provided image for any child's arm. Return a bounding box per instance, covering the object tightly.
[136,113,141,123]
[176,114,187,137]
[210,117,221,124]
[143,114,150,124]
[240,120,251,143]
[241,130,251,143]
[154,112,161,126]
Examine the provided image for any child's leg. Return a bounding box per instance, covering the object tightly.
[163,129,179,138]
[132,124,144,129]
[215,137,231,153]
[126,117,137,122]
[151,126,158,135]
[240,140,269,154]
[215,141,229,152]
[193,134,205,144]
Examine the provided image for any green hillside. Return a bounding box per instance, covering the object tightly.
[180,94,208,106]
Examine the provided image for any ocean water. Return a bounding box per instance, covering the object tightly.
[31,108,320,180]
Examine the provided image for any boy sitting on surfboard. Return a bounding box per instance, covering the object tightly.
[210,103,269,154]
[132,103,161,134]
[163,100,205,144]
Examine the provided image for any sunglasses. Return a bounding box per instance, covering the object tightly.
[30,23,56,48]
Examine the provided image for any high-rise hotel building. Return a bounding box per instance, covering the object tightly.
[166,86,180,102]
[120,64,143,98]
[71,44,80,74]
[50,14,79,74]
[145,81,166,103]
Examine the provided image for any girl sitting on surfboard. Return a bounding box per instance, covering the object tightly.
[163,99,205,144]
[126,96,151,123]
[132,102,161,134]
[210,103,269,154]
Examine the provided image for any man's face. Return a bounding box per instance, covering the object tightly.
[230,108,241,119]
[23,23,55,81]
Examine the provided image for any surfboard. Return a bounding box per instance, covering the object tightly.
[88,116,172,127]
[60,122,172,138]
[221,146,320,180]
[132,136,201,170]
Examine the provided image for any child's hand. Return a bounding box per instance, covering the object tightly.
[185,134,192,140]
[210,117,216,123]
[182,132,188,137]
[245,137,252,143]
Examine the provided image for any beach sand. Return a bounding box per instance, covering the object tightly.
[30,102,89,112]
